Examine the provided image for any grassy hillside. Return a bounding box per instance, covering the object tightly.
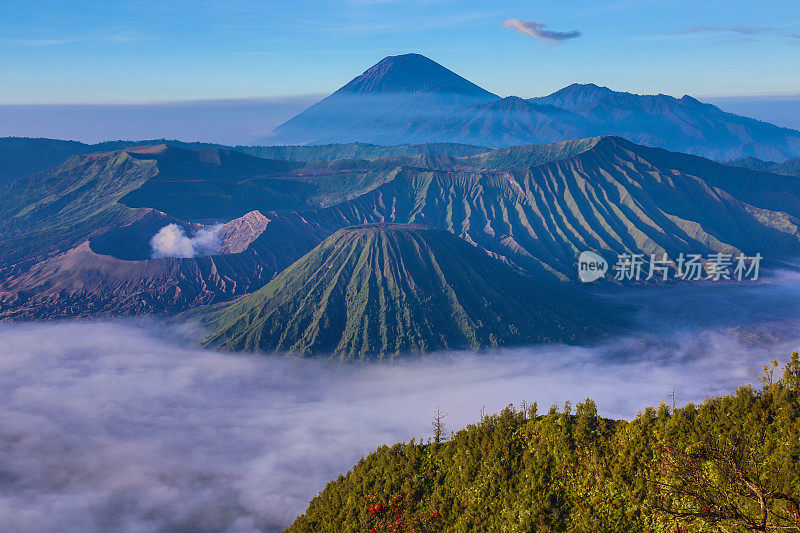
[204,224,612,359]
[118,145,307,220]
[0,143,401,265]
[0,149,155,266]
[288,354,800,532]
[0,144,307,265]
[459,136,603,170]
[6,137,799,271]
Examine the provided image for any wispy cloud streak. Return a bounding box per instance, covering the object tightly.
[650,25,800,44]
[1,31,145,47]
[503,19,582,42]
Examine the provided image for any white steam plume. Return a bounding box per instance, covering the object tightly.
[150,223,224,259]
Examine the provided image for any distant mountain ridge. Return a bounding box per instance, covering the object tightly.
[532,83,800,161]
[272,54,800,161]
[726,155,800,177]
[0,136,489,186]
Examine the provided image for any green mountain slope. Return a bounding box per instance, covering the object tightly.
[204,224,611,359]
[4,136,800,319]
[0,148,157,267]
[288,356,800,532]
[117,145,306,220]
[0,143,399,266]
[310,136,800,279]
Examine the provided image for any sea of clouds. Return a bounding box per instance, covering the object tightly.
[1,272,800,532]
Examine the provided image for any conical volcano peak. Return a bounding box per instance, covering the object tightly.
[204,223,611,358]
[336,53,498,97]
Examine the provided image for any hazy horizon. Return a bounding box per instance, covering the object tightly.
[0,95,323,146]
[2,92,799,147]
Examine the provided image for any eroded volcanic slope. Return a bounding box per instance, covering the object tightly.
[204,224,610,359]
[2,136,800,319]
[309,136,800,278]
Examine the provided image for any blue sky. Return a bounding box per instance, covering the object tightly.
[1,0,799,104]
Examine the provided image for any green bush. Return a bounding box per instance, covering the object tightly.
[288,353,800,532]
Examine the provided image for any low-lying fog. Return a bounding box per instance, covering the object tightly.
[2,271,800,532]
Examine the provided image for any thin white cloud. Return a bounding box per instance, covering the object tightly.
[297,10,503,36]
[649,25,800,44]
[503,18,582,42]
[0,38,79,46]
[1,32,147,47]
